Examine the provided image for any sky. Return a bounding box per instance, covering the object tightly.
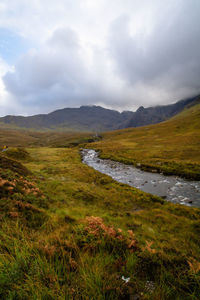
[0,0,200,116]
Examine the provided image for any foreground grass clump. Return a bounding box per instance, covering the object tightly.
[0,147,199,299]
[0,154,30,176]
[87,104,200,179]
[3,147,31,161]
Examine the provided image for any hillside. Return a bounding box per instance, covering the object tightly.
[0,95,199,132]
[126,95,200,128]
[0,130,95,148]
[88,103,200,179]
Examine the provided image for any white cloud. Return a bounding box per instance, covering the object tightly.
[0,57,18,115]
[3,27,126,114]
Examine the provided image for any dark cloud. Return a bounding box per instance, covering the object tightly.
[108,0,200,106]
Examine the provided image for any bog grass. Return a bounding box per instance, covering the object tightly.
[0,146,199,299]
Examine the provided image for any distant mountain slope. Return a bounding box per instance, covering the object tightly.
[89,102,200,179]
[0,106,131,132]
[0,95,199,131]
[125,95,200,128]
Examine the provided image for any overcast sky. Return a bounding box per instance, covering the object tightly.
[0,0,200,116]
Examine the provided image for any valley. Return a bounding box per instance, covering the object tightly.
[0,102,200,299]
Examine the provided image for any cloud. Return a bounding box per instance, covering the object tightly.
[0,57,19,115]
[3,28,85,107]
[3,27,126,114]
[1,0,200,115]
[108,0,200,106]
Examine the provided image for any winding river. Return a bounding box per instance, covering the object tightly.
[82,149,200,207]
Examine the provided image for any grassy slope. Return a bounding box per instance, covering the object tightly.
[0,147,199,299]
[88,104,200,179]
[0,129,94,148]
[0,122,92,132]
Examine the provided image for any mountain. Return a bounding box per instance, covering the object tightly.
[0,106,131,132]
[0,95,199,132]
[125,95,200,128]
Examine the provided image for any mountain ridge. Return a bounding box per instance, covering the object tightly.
[0,95,199,132]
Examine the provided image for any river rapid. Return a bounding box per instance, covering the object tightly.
[82,149,200,207]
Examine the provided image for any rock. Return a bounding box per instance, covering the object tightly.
[183,199,193,204]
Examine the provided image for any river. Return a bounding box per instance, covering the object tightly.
[82,149,200,207]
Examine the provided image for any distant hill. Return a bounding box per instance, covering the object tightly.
[0,95,199,132]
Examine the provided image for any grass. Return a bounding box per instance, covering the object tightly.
[0,146,199,299]
[0,129,95,148]
[87,104,200,179]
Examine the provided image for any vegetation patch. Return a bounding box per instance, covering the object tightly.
[0,155,30,176]
[3,147,31,161]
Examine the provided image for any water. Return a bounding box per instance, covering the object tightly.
[82,149,200,207]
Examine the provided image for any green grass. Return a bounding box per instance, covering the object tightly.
[0,146,199,299]
[87,104,200,179]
